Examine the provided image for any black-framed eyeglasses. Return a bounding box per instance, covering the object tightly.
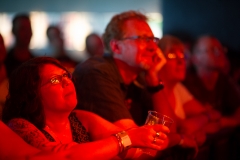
[42,72,72,86]
[121,36,160,44]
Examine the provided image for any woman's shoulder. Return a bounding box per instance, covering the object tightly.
[7,118,36,130]
[7,118,49,148]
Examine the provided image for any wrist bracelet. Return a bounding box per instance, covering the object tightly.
[113,131,132,154]
[146,81,164,93]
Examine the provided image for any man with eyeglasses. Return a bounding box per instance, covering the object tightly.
[73,10,166,131]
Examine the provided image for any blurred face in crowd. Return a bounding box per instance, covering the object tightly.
[86,34,104,57]
[114,18,160,70]
[13,17,32,47]
[160,44,186,83]
[47,27,64,49]
[0,34,6,62]
[192,36,229,72]
[40,64,77,114]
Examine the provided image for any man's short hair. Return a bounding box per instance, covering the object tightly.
[102,10,148,52]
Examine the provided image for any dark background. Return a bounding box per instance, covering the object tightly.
[162,0,240,58]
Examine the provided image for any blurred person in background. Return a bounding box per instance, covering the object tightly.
[0,34,8,120]
[46,25,78,73]
[85,33,104,59]
[183,35,240,160]
[4,13,35,77]
[184,35,240,129]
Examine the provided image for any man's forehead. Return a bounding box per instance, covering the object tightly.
[122,18,153,36]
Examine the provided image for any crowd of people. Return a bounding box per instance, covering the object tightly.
[0,10,240,160]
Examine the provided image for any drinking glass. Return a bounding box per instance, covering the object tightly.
[145,110,174,127]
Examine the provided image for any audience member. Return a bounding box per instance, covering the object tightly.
[2,57,170,159]
[127,35,221,159]
[73,10,168,158]
[0,120,69,160]
[4,13,35,77]
[0,34,8,119]
[183,35,240,160]
[46,25,78,73]
[156,35,221,135]
[73,10,166,129]
[184,35,240,128]
[85,33,104,58]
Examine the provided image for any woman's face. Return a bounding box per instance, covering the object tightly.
[39,64,77,114]
[160,45,186,83]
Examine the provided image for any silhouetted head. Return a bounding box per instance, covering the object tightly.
[102,10,147,53]
[192,35,229,73]
[46,25,64,48]
[12,13,32,47]
[85,33,104,57]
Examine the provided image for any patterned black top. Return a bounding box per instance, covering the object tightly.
[41,112,91,143]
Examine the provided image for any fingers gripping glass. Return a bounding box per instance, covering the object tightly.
[42,72,72,86]
[121,36,160,44]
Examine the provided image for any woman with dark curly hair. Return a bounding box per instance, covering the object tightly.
[2,56,169,159]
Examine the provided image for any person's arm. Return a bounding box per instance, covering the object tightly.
[7,118,51,149]
[183,99,206,116]
[151,89,179,133]
[174,83,206,116]
[74,110,170,159]
[114,119,138,130]
[0,121,40,160]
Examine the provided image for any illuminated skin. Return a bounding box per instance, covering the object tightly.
[116,19,158,69]
[109,18,166,131]
[40,64,77,114]
[6,61,170,159]
[112,18,165,86]
[160,45,186,84]
[40,64,77,144]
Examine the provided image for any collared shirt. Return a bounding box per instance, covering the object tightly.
[73,55,132,122]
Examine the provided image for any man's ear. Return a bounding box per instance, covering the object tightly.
[110,39,121,54]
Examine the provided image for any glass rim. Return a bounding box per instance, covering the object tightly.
[148,110,174,123]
